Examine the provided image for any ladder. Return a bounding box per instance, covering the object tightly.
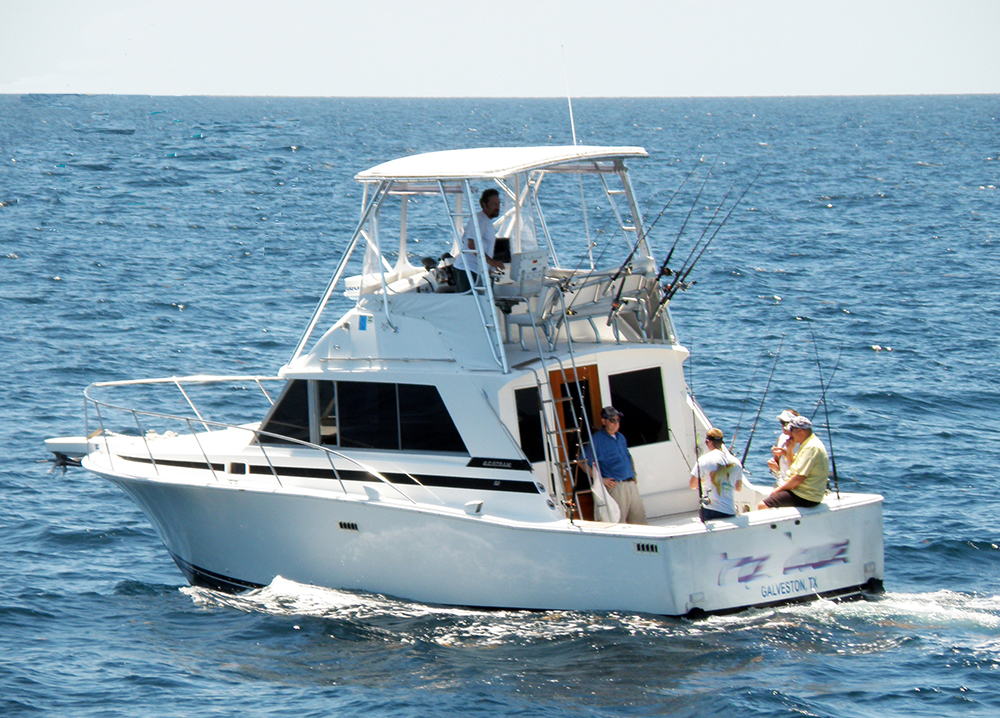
[530,286,600,520]
[437,179,509,373]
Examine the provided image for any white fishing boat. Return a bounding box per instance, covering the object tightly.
[51,146,883,615]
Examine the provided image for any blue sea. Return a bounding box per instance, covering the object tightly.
[2,94,999,717]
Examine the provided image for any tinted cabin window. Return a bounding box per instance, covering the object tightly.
[609,368,668,447]
[515,387,546,463]
[339,382,399,450]
[259,380,310,445]
[330,381,467,453]
[399,383,467,453]
[318,381,337,445]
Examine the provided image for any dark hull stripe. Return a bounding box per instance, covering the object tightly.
[119,454,542,494]
[170,552,265,593]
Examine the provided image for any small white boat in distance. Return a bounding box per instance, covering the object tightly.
[52,146,883,615]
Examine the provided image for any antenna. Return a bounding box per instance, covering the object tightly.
[562,45,593,267]
[561,45,578,146]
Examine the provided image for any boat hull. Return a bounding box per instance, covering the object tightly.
[95,467,883,616]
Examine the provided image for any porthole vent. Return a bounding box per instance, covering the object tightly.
[339,521,359,531]
[635,543,659,554]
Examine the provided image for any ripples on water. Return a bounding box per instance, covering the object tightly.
[2,94,999,716]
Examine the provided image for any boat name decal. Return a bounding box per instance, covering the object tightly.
[761,577,819,599]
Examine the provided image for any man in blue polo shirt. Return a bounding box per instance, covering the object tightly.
[583,406,648,524]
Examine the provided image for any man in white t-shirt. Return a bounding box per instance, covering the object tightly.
[453,188,505,292]
[690,427,744,520]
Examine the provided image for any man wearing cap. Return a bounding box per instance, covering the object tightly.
[759,415,829,510]
[690,427,744,520]
[583,406,647,524]
[767,409,800,483]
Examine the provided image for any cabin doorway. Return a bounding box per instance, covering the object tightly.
[548,364,602,520]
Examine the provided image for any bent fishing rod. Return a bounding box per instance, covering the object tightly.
[740,333,784,466]
[806,320,840,499]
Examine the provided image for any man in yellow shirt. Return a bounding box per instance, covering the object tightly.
[758,415,828,509]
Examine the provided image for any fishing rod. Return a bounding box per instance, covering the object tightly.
[806,321,840,499]
[658,176,740,305]
[607,161,700,288]
[603,163,703,326]
[730,344,770,453]
[663,175,741,294]
[653,155,720,286]
[658,165,766,308]
[688,343,705,523]
[730,311,779,450]
[811,345,843,421]
[740,334,784,466]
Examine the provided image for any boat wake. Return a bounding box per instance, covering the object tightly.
[181,578,1000,647]
[180,576,677,644]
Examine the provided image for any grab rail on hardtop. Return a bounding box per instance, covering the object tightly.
[82,375,422,505]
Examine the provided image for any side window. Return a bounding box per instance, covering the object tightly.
[608,367,669,447]
[330,381,468,453]
[515,387,546,463]
[398,384,467,453]
[338,382,399,450]
[259,380,310,445]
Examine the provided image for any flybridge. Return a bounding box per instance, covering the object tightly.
[290,145,673,373]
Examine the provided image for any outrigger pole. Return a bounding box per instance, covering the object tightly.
[561,45,597,270]
[806,321,841,499]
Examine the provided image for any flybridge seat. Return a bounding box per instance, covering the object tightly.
[495,249,549,300]
[498,250,554,348]
[498,258,658,349]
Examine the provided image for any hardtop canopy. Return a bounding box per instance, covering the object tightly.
[355,145,648,183]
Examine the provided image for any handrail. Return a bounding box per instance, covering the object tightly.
[82,376,421,504]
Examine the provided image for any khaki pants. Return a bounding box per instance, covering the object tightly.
[608,480,648,525]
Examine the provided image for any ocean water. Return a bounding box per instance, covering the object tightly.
[2,94,999,717]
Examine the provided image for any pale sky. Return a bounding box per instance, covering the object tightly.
[2,0,997,97]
